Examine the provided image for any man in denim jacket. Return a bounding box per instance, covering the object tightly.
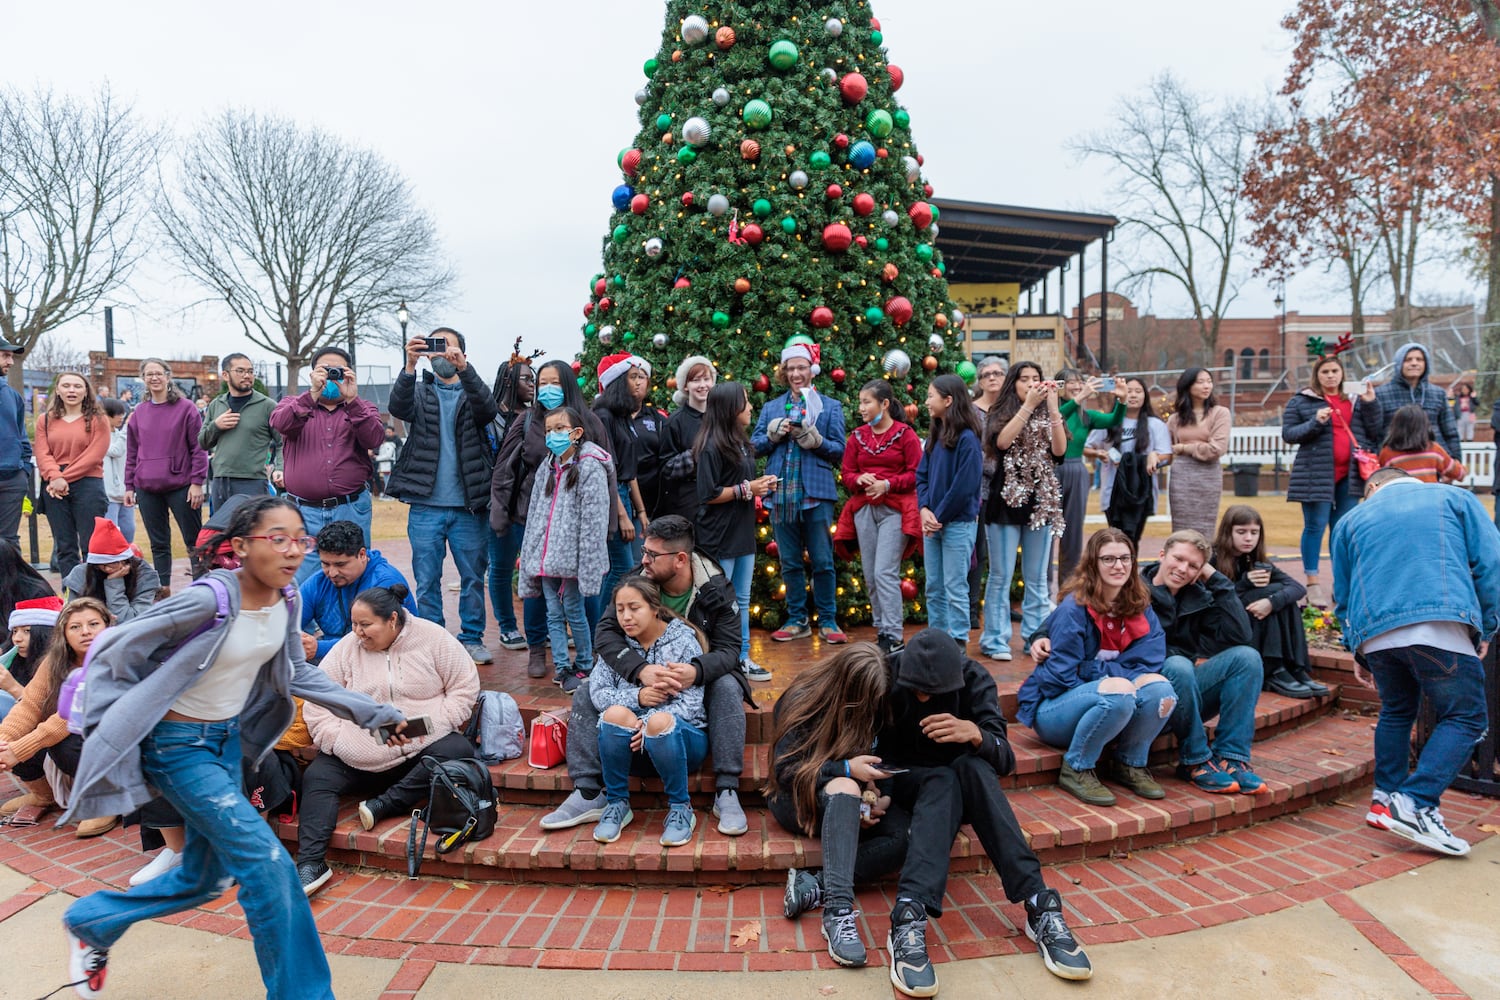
[1333,467,1500,857]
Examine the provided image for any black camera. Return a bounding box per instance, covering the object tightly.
[325,366,345,383]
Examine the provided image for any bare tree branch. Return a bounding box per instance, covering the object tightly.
[156,111,455,389]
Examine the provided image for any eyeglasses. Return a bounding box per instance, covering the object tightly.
[641,547,682,564]
[142,372,168,380]
[228,367,255,376]
[516,374,536,384]
[980,370,1004,379]
[246,534,317,554]
[1097,554,1133,566]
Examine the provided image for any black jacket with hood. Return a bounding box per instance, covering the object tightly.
[1282,387,1383,504]
[878,628,1015,775]
[1138,561,1255,661]
[1373,342,1461,459]
[386,365,498,512]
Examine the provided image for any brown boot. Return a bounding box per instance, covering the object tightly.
[0,777,56,817]
[75,815,120,838]
[527,647,549,679]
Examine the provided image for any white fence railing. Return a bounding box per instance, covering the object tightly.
[1224,428,1495,489]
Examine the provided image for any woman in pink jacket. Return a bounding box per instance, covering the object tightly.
[293,583,480,896]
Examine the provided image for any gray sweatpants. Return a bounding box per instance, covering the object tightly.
[568,673,746,794]
[854,503,906,639]
[1056,458,1091,589]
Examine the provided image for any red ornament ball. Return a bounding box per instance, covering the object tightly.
[854,235,868,247]
[821,223,853,252]
[830,367,846,384]
[733,277,751,294]
[743,223,765,245]
[916,153,925,166]
[903,403,919,422]
[810,306,834,328]
[839,72,869,104]
[681,191,694,206]
[754,373,771,393]
[621,149,642,176]
[870,17,881,29]
[666,376,678,390]
[765,541,779,558]
[852,192,875,216]
[673,278,690,289]
[908,201,933,229]
[923,183,934,197]
[934,313,948,330]
[900,577,918,600]
[716,26,735,48]
[888,65,905,91]
[834,133,850,149]
[597,296,613,312]
[570,360,583,374]
[881,263,899,283]
[594,278,607,297]
[630,193,650,215]
[885,296,914,326]
[876,147,888,159]
[741,139,761,161]
[582,303,593,318]
[931,268,942,278]
[826,183,843,199]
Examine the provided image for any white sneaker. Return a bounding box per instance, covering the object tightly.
[65,924,109,997]
[128,848,183,886]
[1379,791,1470,856]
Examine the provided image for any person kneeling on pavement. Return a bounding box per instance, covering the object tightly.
[541,515,755,837]
[296,584,480,896]
[880,628,1092,995]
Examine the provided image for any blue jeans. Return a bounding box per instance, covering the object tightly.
[1161,647,1264,766]
[598,715,709,806]
[599,484,640,610]
[1298,476,1357,576]
[1032,679,1177,770]
[407,503,489,645]
[488,525,520,633]
[65,720,333,1000]
[923,519,977,640]
[717,552,754,660]
[1367,644,1489,809]
[0,690,14,722]
[542,576,590,674]
[293,490,372,585]
[106,500,136,543]
[772,500,838,627]
[981,522,1052,653]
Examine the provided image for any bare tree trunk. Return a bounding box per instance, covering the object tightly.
[1473,0,1500,42]
[1480,174,1500,404]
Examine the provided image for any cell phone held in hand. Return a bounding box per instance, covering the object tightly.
[1343,380,1367,397]
[423,336,448,355]
[873,763,910,776]
[375,715,430,742]
[1253,562,1273,574]
[1096,377,1117,393]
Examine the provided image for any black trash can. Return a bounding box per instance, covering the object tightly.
[1232,463,1261,497]
[1414,643,1500,796]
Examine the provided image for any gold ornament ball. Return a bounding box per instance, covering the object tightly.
[922,355,938,372]
[741,139,760,161]
[716,26,736,48]
[734,277,752,293]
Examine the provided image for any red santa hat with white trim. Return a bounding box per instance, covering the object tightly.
[597,352,652,390]
[85,517,135,564]
[8,595,63,629]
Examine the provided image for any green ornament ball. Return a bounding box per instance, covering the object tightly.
[585,323,597,335]
[577,375,588,387]
[875,237,890,251]
[915,244,934,261]
[864,306,885,325]
[809,150,832,169]
[937,261,946,274]
[712,311,731,328]
[743,99,773,129]
[644,59,659,78]
[865,109,893,138]
[677,147,697,164]
[768,40,799,70]
[930,205,941,221]
[752,198,772,218]
[612,224,630,243]
[956,360,977,385]
[613,274,626,287]
[894,109,910,128]
[870,29,883,44]
[781,216,797,234]
[623,330,636,342]
[655,113,672,131]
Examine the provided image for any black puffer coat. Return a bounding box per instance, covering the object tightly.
[386,366,498,512]
[1282,389,1383,504]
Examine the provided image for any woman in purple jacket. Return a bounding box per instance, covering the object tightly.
[124,359,209,584]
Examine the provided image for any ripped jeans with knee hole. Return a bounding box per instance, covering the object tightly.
[598,714,708,807]
[1031,678,1177,772]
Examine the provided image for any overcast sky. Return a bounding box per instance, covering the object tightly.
[4,0,1478,383]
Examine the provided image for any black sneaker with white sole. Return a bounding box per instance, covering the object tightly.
[298,860,332,897]
[887,898,938,997]
[783,867,823,918]
[821,906,867,967]
[1024,888,1093,980]
[1378,791,1470,856]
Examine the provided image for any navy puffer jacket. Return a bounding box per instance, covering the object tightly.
[1282,389,1383,504]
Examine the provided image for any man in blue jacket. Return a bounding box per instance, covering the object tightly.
[1333,467,1500,857]
[299,521,416,661]
[0,338,32,550]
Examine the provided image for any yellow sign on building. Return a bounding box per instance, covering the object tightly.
[949,282,1021,316]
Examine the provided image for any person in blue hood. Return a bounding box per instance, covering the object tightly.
[299,520,416,661]
[1374,342,1460,460]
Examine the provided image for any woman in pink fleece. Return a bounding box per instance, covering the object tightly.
[294,583,480,896]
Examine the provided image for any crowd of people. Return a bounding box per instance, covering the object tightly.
[0,330,1494,999]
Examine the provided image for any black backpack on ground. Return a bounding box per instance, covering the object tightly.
[405,756,498,877]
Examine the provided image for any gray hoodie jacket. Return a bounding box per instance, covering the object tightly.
[60,569,404,823]
[1374,341,1461,458]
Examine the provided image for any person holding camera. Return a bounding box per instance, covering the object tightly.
[1054,369,1123,587]
[385,329,498,665]
[270,347,385,584]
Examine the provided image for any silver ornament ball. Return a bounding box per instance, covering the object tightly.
[951,310,966,327]
[644,237,664,258]
[930,223,939,238]
[825,17,843,36]
[598,325,615,345]
[634,87,650,107]
[712,87,731,107]
[707,193,730,216]
[652,332,670,348]
[789,170,809,189]
[882,209,901,227]
[928,334,945,353]
[903,155,920,183]
[682,116,712,147]
[882,349,912,377]
[681,14,709,44]
[820,67,836,83]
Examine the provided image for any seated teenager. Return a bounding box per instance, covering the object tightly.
[590,576,709,847]
[296,584,479,896]
[0,597,117,836]
[1212,505,1328,699]
[0,597,60,725]
[767,642,910,970]
[880,628,1092,995]
[61,517,161,623]
[298,520,416,661]
[543,515,754,837]
[1017,529,1175,806]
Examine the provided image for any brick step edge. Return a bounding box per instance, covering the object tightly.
[289,712,1375,885]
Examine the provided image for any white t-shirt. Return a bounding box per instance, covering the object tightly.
[1360,620,1476,658]
[170,601,289,720]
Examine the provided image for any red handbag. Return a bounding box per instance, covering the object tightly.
[528,710,569,769]
[1331,405,1378,480]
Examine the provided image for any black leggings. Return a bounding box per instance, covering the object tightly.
[136,485,202,582]
[13,733,83,782]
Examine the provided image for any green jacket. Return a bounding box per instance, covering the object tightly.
[1059,398,1124,459]
[199,390,280,479]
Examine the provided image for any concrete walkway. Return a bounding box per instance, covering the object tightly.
[4,837,1491,999]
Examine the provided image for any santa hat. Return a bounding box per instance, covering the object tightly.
[671,355,715,407]
[9,595,63,630]
[85,517,134,564]
[597,352,650,390]
[780,341,821,377]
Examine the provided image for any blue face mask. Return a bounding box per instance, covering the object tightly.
[537,384,565,410]
[320,380,341,401]
[545,430,575,457]
[867,409,886,426]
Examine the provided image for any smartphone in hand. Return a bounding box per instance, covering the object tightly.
[375,715,431,742]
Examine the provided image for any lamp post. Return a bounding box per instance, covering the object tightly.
[397,300,409,342]
[1273,284,1287,382]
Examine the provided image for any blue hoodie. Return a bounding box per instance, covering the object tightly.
[1016,595,1167,728]
[298,549,417,659]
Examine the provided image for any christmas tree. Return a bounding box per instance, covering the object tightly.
[578,0,970,629]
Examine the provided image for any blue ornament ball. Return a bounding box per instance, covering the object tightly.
[849,141,876,169]
[612,184,635,212]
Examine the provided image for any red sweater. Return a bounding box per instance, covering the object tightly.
[34,411,111,482]
[1323,393,1353,482]
[835,422,924,559]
